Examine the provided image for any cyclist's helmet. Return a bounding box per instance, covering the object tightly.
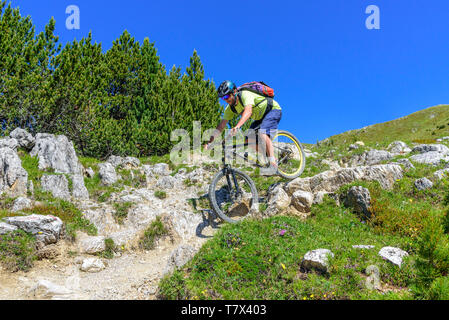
[217,80,236,98]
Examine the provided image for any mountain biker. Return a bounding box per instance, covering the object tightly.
[204,80,282,175]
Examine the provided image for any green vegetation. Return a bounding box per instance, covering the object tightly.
[138,217,169,250]
[113,202,134,225]
[154,190,167,199]
[158,197,414,300]
[159,150,449,300]
[0,230,37,272]
[316,104,449,151]
[98,238,117,259]
[0,0,222,158]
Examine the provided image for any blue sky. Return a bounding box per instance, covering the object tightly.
[7,0,449,144]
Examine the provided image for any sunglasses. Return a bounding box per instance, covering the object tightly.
[221,94,231,100]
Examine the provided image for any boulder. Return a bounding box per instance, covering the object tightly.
[410,152,449,166]
[79,236,106,254]
[106,155,140,169]
[9,128,35,150]
[84,167,95,178]
[30,133,83,175]
[349,150,393,167]
[394,158,415,170]
[30,280,77,300]
[343,186,371,218]
[163,244,197,275]
[152,163,171,176]
[378,246,409,267]
[285,164,403,196]
[71,174,89,199]
[387,141,411,155]
[0,222,18,235]
[352,245,375,249]
[414,177,433,191]
[0,137,18,150]
[98,162,118,185]
[291,190,314,213]
[412,144,449,154]
[156,175,176,189]
[41,174,70,199]
[300,249,334,273]
[11,197,32,212]
[265,186,291,216]
[5,214,64,247]
[80,258,106,273]
[0,147,28,197]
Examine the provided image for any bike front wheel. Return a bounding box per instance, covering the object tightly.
[208,168,259,224]
[272,130,306,180]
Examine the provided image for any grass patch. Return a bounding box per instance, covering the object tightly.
[138,216,168,250]
[0,230,37,272]
[113,202,133,225]
[98,238,117,259]
[158,198,413,300]
[154,190,167,199]
[83,173,124,203]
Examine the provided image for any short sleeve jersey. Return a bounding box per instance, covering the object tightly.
[223,90,281,121]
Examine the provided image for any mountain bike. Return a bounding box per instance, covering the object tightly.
[207,129,305,223]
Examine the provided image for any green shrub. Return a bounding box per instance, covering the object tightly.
[113,202,134,225]
[0,230,37,272]
[154,190,167,199]
[138,217,168,250]
[158,270,189,300]
[428,277,449,300]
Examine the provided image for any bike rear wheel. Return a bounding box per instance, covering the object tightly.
[272,130,306,180]
[208,168,259,223]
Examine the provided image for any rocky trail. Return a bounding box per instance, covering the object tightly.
[1,128,449,299]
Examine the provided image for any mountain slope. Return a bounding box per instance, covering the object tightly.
[320,104,449,148]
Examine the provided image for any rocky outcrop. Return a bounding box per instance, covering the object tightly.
[342,186,371,218]
[163,244,197,275]
[409,144,449,165]
[107,155,141,169]
[9,128,35,150]
[0,147,28,197]
[5,214,64,248]
[265,164,402,218]
[98,162,118,186]
[286,164,403,195]
[434,168,449,180]
[387,141,411,156]
[30,133,84,175]
[349,150,393,167]
[0,137,19,150]
[41,174,71,199]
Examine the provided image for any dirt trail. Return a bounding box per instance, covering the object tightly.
[0,223,217,300]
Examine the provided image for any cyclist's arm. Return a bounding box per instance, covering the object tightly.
[207,119,228,144]
[234,105,253,130]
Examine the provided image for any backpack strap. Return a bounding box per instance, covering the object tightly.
[232,91,267,115]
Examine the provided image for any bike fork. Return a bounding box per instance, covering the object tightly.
[224,167,241,198]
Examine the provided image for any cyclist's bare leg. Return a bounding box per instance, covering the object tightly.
[245,133,277,167]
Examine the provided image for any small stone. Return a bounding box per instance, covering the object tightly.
[301,249,334,273]
[414,177,433,191]
[80,258,106,272]
[378,246,409,267]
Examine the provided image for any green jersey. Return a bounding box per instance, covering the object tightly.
[223,90,281,121]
